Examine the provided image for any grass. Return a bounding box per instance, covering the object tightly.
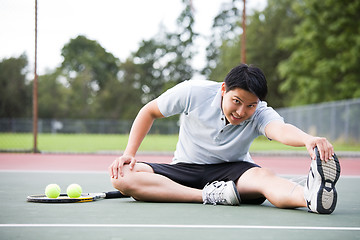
[0,133,178,153]
[0,133,359,153]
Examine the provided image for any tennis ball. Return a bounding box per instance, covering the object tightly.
[66,184,82,198]
[45,184,61,198]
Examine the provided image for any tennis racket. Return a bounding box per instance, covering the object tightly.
[27,191,129,203]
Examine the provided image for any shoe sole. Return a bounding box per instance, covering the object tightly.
[229,181,241,205]
[314,148,341,214]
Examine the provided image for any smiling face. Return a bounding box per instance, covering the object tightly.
[221,83,259,125]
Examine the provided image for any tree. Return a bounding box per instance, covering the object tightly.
[61,35,119,91]
[63,68,98,118]
[128,0,198,104]
[37,71,68,118]
[95,59,144,119]
[203,0,301,107]
[278,0,360,105]
[57,35,121,118]
[163,0,198,86]
[202,0,242,79]
[131,38,168,103]
[0,54,32,118]
[245,0,300,107]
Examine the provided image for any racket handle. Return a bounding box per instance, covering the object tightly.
[105,191,129,199]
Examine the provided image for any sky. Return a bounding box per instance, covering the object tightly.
[0,0,267,78]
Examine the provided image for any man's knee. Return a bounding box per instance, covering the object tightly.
[237,167,276,192]
[111,167,131,193]
[241,167,276,181]
[110,163,153,193]
[252,167,276,178]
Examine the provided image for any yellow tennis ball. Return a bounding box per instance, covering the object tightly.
[45,184,61,198]
[66,184,82,198]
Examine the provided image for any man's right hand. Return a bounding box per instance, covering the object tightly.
[109,155,137,179]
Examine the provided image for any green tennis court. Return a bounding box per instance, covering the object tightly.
[0,153,359,239]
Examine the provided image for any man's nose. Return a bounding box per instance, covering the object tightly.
[236,106,245,117]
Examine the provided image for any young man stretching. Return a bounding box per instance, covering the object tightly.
[109,64,340,214]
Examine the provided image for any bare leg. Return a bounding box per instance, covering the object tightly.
[111,163,202,202]
[236,167,306,208]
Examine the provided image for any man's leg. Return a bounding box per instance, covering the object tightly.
[111,163,202,202]
[236,167,306,208]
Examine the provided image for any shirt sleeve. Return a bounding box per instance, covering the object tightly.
[255,101,284,137]
[156,81,191,117]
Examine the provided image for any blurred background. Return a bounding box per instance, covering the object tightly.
[0,0,359,153]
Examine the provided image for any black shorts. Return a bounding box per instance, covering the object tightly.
[144,161,266,205]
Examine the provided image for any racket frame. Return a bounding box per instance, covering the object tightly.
[27,191,127,203]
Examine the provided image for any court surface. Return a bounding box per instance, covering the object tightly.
[0,153,359,239]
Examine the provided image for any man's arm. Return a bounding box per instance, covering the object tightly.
[265,121,334,161]
[124,99,164,157]
[109,99,164,178]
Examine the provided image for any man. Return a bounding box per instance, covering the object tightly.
[109,64,340,214]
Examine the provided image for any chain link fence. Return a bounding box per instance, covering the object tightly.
[0,98,359,152]
[277,98,360,143]
[0,118,179,135]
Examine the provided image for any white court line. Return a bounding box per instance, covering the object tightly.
[0,224,359,231]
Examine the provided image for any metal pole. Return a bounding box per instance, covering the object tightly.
[241,0,246,64]
[33,0,39,153]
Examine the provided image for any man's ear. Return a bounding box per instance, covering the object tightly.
[221,82,226,96]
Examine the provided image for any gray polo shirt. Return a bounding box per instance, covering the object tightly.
[157,80,284,164]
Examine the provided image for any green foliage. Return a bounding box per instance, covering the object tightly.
[101,59,143,119]
[131,38,169,102]
[246,0,300,107]
[278,0,360,105]
[61,35,119,90]
[125,0,197,105]
[203,0,242,79]
[1,133,359,153]
[0,54,32,117]
[55,36,125,119]
[37,71,68,118]
[205,0,360,107]
[205,0,300,107]
[1,0,359,120]
[38,36,144,120]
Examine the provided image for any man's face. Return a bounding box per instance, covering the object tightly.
[221,83,259,125]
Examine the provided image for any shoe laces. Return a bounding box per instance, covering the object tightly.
[203,181,227,205]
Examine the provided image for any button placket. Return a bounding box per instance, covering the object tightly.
[214,114,226,143]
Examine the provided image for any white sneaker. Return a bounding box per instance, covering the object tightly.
[202,181,241,206]
[304,147,340,214]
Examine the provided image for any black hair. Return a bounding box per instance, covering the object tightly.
[224,64,268,101]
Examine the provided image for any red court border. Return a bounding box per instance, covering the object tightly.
[0,153,359,175]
